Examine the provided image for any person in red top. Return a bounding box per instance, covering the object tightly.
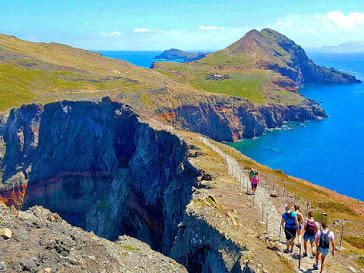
[250,170,259,195]
[303,210,319,258]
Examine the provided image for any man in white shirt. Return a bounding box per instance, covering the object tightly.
[313,222,335,273]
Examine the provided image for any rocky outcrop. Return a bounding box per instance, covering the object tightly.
[225,28,361,85]
[0,204,188,273]
[155,48,207,63]
[157,95,326,142]
[0,98,256,273]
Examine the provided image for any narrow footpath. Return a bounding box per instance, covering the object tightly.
[200,136,344,273]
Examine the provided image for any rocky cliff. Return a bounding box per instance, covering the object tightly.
[0,98,261,273]
[225,28,361,85]
[0,204,188,273]
[154,94,326,142]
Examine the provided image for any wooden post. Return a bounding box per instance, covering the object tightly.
[298,243,302,270]
[246,177,249,194]
[339,221,344,249]
[283,185,286,200]
[265,172,268,186]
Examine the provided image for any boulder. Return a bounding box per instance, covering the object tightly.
[0,228,12,239]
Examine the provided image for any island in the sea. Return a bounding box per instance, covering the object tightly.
[0,29,362,273]
[154,48,208,62]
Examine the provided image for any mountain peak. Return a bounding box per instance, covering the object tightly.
[212,28,361,85]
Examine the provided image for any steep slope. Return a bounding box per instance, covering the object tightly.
[0,33,326,142]
[221,28,361,85]
[0,99,362,272]
[155,28,360,100]
[0,98,290,273]
[0,204,188,273]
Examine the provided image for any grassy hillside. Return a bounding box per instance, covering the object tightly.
[154,57,304,105]
[153,29,317,105]
[154,28,359,104]
[0,34,171,111]
[214,140,364,269]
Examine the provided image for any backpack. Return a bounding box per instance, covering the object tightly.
[319,231,330,249]
[285,212,296,228]
[306,220,317,236]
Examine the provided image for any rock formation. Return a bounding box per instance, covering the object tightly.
[155,49,208,62]
[224,28,361,85]
[0,204,188,273]
[0,98,260,272]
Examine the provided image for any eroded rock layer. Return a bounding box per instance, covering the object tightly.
[0,98,255,273]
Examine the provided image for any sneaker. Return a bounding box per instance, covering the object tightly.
[313,263,318,270]
[284,249,290,254]
[303,252,308,257]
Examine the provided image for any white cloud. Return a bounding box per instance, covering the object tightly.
[198,25,223,31]
[99,31,123,38]
[268,11,364,47]
[132,28,152,33]
[326,11,364,29]
[90,11,364,50]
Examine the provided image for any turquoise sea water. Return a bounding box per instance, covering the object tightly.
[229,53,364,200]
[96,50,184,68]
[96,51,162,68]
[94,50,364,200]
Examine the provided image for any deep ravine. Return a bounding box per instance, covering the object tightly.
[0,98,254,273]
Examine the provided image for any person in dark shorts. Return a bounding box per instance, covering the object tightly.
[251,171,259,195]
[281,204,299,253]
[248,168,259,195]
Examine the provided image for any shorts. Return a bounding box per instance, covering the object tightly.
[318,247,330,256]
[251,183,257,189]
[284,227,297,240]
[304,233,315,243]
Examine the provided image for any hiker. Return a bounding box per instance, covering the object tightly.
[249,168,256,181]
[281,204,299,253]
[303,210,319,258]
[251,171,259,195]
[313,222,335,273]
[294,204,304,245]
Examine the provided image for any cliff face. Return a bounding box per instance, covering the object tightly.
[157,95,326,142]
[226,28,361,85]
[0,205,188,273]
[0,98,255,273]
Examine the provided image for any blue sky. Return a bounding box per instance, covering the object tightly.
[1,0,364,50]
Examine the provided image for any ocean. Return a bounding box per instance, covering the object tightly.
[97,50,184,68]
[229,52,364,201]
[96,50,364,200]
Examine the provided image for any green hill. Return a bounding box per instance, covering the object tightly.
[154,29,360,105]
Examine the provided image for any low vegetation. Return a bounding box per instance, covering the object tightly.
[211,140,364,269]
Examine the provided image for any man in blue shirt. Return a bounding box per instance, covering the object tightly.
[281,203,299,253]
